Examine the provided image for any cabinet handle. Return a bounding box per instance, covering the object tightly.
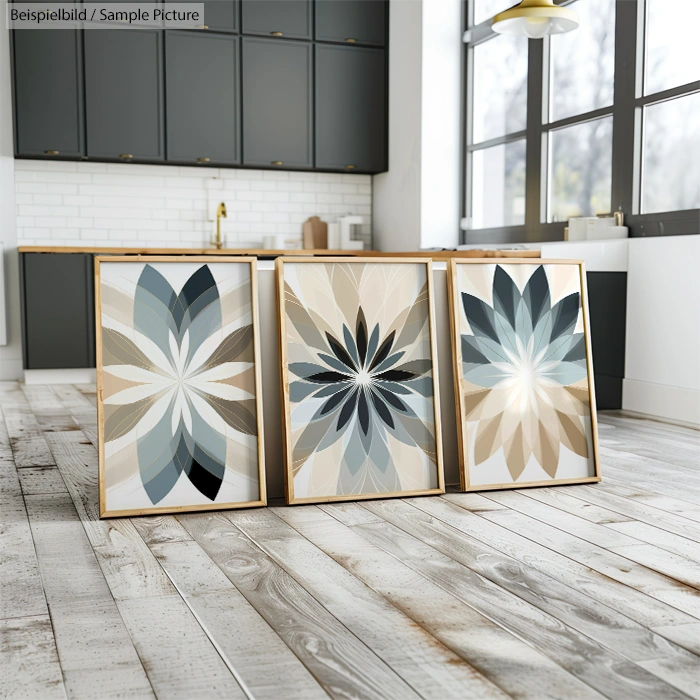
[44,150,59,155]
[271,160,283,166]
[270,31,283,36]
[345,164,356,170]
[197,157,211,163]
[345,38,357,43]
[196,24,209,29]
[119,153,133,159]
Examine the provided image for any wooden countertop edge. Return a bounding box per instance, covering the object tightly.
[17,246,541,258]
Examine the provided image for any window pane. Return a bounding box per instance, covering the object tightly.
[474,0,514,26]
[645,0,700,95]
[473,35,528,143]
[550,0,615,122]
[471,140,526,229]
[642,92,700,213]
[548,117,612,222]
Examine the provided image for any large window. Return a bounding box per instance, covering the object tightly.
[463,0,700,241]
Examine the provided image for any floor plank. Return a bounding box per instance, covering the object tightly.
[115,596,247,699]
[17,466,68,496]
[486,490,700,586]
[277,504,606,700]
[0,385,54,468]
[24,493,154,699]
[0,615,66,700]
[361,499,697,700]
[231,507,509,700]
[440,493,700,629]
[151,539,329,700]
[178,510,420,700]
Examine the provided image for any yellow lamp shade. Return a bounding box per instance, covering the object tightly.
[493,0,579,38]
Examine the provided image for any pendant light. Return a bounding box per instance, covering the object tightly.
[492,0,579,39]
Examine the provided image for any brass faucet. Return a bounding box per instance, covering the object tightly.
[212,202,227,249]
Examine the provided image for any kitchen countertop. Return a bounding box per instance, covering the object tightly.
[18,246,541,258]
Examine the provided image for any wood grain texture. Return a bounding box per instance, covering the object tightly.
[17,467,68,496]
[361,499,697,700]
[485,490,700,586]
[275,504,605,700]
[151,539,328,700]
[24,493,154,699]
[0,385,55,467]
[45,429,175,599]
[0,616,66,700]
[116,595,247,699]
[18,245,541,258]
[479,505,700,620]
[440,492,700,629]
[179,510,420,700]
[230,507,509,700]
[4,391,700,700]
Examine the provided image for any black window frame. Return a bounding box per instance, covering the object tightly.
[462,0,700,244]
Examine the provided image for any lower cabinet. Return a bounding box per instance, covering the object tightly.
[587,272,627,410]
[20,254,95,370]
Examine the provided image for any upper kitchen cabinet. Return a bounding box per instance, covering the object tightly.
[315,44,386,173]
[173,0,238,33]
[241,0,312,40]
[84,30,164,162]
[165,32,240,165]
[12,29,84,158]
[315,0,387,47]
[242,38,312,168]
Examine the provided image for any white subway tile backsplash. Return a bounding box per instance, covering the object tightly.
[16,161,373,248]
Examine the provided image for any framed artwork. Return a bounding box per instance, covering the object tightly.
[447,259,600,491]
[277,258,445,504]
[95,256,266,517]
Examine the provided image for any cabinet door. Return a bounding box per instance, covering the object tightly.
[12,29,84,157]
[315,45,386,173]
[242,38,312,168]
[84,30,164,161]
[165,32,240,165]
[241,0,311,39]
[202,0,239,32]
[315,0,387,47]
[21,254,95,370]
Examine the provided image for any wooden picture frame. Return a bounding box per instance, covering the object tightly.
[96,256,266,518]
[277,257,445,504]
[447,258,601,492]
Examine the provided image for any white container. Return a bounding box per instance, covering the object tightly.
[262,234,287,250]
[327,223,340,249]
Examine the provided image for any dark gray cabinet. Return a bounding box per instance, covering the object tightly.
[12,29,84,158]
[315,0,387,46]
[21,254,95,370]
[241,0,311,39]
[242,38,312,168]
[175,0,238,32]
[85,30,164,161]
[315,44,386,172]
[166,32,240,165]
[587,272,627,409]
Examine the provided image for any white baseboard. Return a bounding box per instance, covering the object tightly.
[24,368,96,385]
[622,379,700,428]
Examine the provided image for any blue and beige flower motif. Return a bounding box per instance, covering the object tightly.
[101,263,259,508]
[460,265,591,480]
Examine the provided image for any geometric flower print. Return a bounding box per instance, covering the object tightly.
[98,260,264,516]
[455,262,597,488]
[281,261,443,502]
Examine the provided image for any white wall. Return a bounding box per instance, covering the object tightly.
[624,235,700,426]
[0,2,24,380]
[16,161,372,248]
[373,0,462,252]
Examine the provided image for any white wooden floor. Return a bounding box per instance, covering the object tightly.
[2,381,700,700]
